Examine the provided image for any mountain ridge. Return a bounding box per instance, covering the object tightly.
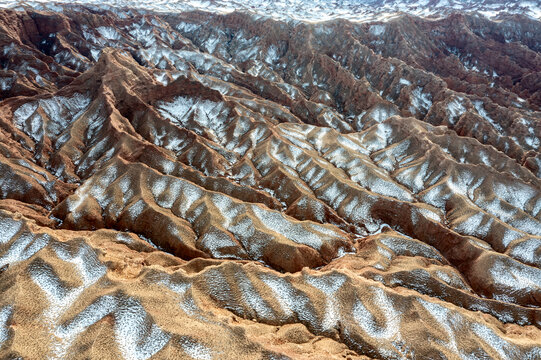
[1,0,540,22]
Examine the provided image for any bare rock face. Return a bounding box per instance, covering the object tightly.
[0,4,541,360]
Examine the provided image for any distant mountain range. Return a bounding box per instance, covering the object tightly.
[0,0,540,21]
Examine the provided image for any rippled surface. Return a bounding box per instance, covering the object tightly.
[0,4,540,359]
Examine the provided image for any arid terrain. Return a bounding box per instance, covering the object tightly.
[0,2,540,359]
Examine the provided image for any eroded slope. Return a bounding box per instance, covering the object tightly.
[0,6,540,360]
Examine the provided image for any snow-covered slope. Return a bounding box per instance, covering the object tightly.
[0,0,540,21]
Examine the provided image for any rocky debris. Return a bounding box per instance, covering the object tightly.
[0,5,540,360]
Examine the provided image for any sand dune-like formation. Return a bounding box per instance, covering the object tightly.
[0,4,540,359]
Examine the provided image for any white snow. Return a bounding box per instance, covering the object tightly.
[446,97,466,123]
[367,104,398,123]
[265,45,279,64]
[0,0,535,23]
[180,336,213,360]
[399,78,411,86]
[305,273,346,330]
[369,24,386,36]
[352,286,400,340]
[473,101,503,133]
[0,215,22,244]
[12,93,91,144]
[409,87,432,113]
[96,26,121,40]
[0,306,12,346]
[156,96,230,140]
[114,297,171,360]
[0,77,13,91]
[203,35,220,54]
